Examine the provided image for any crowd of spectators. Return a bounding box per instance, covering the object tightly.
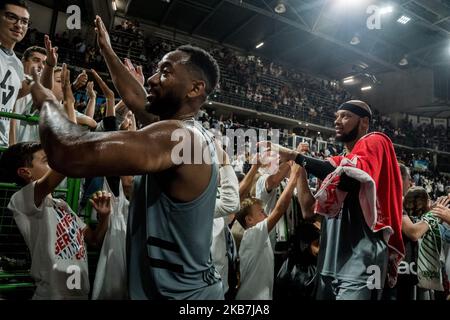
[197,107,449,195]
[1,10,449,301]
[13,21,450,154]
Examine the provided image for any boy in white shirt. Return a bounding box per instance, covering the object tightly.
[1,142,111,299]
[235,163,301,300]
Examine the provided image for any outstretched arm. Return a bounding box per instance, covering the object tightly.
[239,154,261,199]
[91,69,115,117]
[41,35,58,90]
[267,164,300,232]
[258,141,335,180]
[85,81,96,119]
[402,215,429,241]
[60,64,77,124]
[94,16,155,125]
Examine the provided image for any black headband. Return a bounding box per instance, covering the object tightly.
[338,103,372,120]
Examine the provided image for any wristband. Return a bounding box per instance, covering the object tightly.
[294,153,305,167]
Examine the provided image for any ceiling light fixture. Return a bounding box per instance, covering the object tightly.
[397,15,411,24]
[399,55,408,66]
[343,77,354,84]
[350,35,360,45]
[274,0,286,14]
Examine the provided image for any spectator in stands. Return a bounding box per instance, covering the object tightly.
[11,45,47,144]
[235,163,301,300]
[392,164,428,300]
[0,0,32,146]
[403,188,450,298]
[256,141,305,260]
[2,141,111,299]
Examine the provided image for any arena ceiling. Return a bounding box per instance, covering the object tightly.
[28,0,449,117]
[117,0,450,81]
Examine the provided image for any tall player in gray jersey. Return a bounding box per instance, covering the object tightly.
[30,16,224,299]
[0,0,29,147]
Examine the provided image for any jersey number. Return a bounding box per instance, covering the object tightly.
[0,70,16,106]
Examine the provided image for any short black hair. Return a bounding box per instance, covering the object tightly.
[22,46,46,61]
[0,142,42,186]
[0,0,28,11]
[176,45,220,96]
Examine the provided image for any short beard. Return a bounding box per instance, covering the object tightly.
[336,121,360,143]
[144,94,182,120]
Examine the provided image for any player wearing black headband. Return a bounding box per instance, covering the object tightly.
[334,100,372,146]
[261,100,404,300]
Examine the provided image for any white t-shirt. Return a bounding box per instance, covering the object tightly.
[0,48,24,146]
[256,174,293,246]
[211,165,240,294]
[14,94,40,143]
[8,182,90,300]
[236,219,274,300]
[211,217,228,294]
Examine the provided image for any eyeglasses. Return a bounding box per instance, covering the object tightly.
[3,11,30,27]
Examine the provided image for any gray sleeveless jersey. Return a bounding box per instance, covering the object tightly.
[127,120,223,299]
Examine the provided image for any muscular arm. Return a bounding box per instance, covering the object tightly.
[39,100,183,178]
[95,17,154,125]
[294,153,335,180]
